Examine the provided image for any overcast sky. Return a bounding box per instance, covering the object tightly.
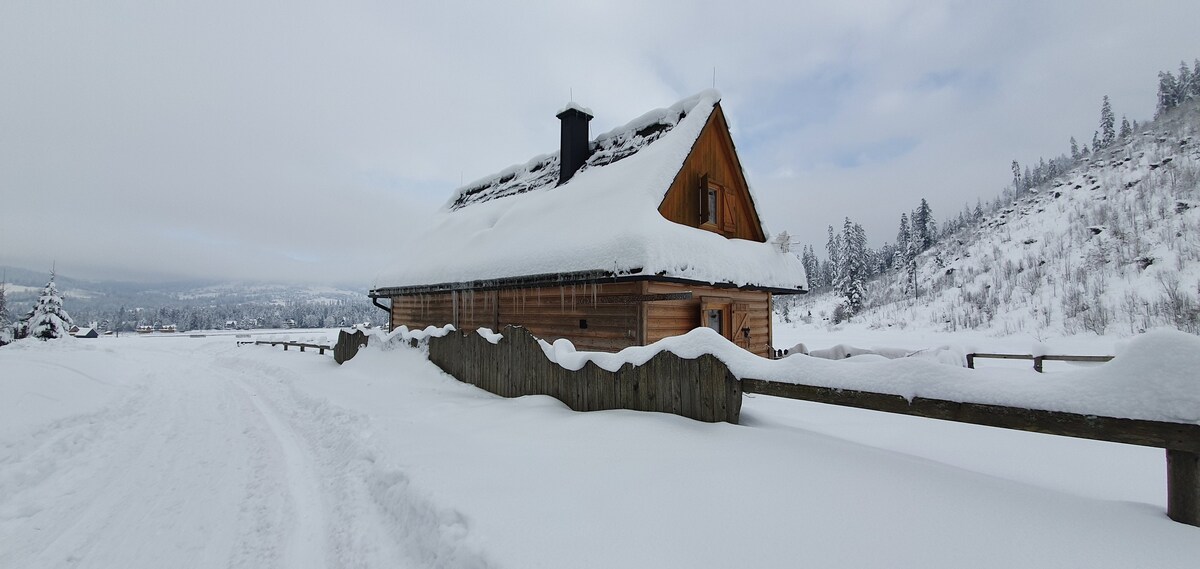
[2,1,1197,286]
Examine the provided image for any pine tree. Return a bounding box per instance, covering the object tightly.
[1119,115,1131,139]
[1158,71,1179,117]
[1091,130,1100,153]
[835,218,868,315]
[0,280,10,346]
[1193,59,1200,99]
[826,225,843,299]
[26,271,74,340]
[1011,160,1021,192]
[1070,137,1079,159]
[1179,61,1193,102]
[913,198,936,251]
[801,245,820,290]
[1099,95,1115,148]
[0,280,8,328]
[896,213,911,255]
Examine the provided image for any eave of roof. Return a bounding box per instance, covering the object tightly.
[369,270,808,297]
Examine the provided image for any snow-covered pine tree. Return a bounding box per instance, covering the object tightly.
[27,272,74,340]
[1119,115,1132,139]
[801,245,820,289]
[914,198,936,250]
[1158,71,1179,117]
[0,280,10,346]
[1099,95,1115,148]
[1193,59,1200,99]
[837,219,868,315]
[826,224,843,299]
[1070,137,1079,159]
[1091,130,1101,153]
[0,279,8,328]
[1011,160,1021,192]
[1179,62,1193,102]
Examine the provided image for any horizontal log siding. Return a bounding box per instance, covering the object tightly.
[645,282,772,357]
[498,283,640,353]
[390,293,455,331]
[390,280,773,356]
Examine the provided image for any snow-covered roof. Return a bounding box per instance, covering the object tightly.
[373,90,807,293]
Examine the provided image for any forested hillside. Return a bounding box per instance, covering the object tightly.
[786,59,1200,338]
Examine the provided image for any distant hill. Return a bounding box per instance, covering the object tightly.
[1,267,379,332]
[785,98,1200,339]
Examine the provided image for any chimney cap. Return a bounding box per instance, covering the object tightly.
[556,101,594,119]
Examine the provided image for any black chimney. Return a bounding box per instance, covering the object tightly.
[556,104,593,185]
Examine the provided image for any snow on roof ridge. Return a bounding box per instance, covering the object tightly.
[442,90,721,212]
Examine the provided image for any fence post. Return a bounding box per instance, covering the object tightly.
[1033,356,1043,373]
[966,354,975,369]
[1167,449,1200,527]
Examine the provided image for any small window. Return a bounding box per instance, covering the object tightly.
[579,319,588,329]
[705,309,723,334]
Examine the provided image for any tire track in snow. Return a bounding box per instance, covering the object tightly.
[233,380,330,569]
[213,347,495,569]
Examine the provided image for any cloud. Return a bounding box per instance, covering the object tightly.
[2,0,1198,284]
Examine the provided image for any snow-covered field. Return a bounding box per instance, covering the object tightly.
[2,332,1198,568]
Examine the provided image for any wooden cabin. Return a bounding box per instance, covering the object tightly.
[370,91,807,357]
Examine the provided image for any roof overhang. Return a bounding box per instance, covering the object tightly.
[369,270,807,298]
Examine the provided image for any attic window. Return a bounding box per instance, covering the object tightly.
[699,175,724,230]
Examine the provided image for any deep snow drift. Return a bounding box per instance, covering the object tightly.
[2,333,1198,568]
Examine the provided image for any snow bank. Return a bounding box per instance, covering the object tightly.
[492,326,1200,424]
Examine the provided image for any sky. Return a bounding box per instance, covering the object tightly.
[2,0,1198,286]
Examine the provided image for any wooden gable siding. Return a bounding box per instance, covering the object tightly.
[657,103,766,242]
[643,281,773,358]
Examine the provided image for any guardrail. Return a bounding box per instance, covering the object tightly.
[237,340,332,355]
[966,352,1114,373]
[237,330,369,365]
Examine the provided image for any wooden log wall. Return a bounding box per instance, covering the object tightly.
[644,282,773,357]
[497,283,640,353]
[426,325,741,423]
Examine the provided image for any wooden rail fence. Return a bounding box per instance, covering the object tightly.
[237,330,369,365]
[967,352,1114,373]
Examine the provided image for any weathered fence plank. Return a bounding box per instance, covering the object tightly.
[425,325,740,423]
[334,330,369,364]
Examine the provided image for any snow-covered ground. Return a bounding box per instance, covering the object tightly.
[2,333,1198,568]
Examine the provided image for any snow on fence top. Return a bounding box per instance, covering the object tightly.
[361,324,1200,425]
[373,90,807,292]
[533,327,1200,425]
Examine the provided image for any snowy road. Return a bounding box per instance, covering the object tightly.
[0,339,448,569]
[2,334,1199,568]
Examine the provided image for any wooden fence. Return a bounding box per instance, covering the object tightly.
[967,352,1114,373]
[416,326,1198,526]
[426,325,741,423]
[238,339,332,354]
[237,330,369,365]
[739,379,1200,527]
